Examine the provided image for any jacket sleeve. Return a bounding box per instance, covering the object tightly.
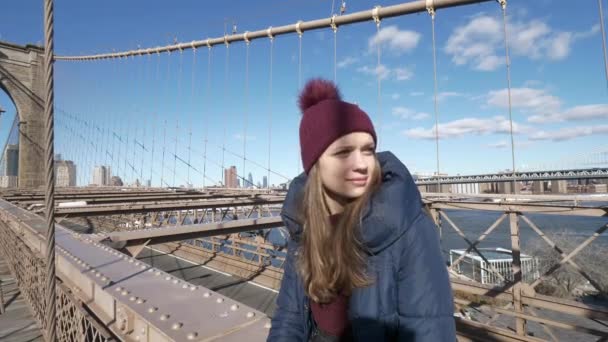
[267,239,307,342]
[396,211,457,341]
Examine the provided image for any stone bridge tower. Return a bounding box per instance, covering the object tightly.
[0,41,45,188]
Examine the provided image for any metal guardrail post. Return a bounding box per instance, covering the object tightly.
[508,212,527,335]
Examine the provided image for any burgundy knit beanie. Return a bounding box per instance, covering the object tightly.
[298,79,377,174]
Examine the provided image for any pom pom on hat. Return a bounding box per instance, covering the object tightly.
[298,78,342,113]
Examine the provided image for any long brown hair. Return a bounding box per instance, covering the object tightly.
[297,158,381,303]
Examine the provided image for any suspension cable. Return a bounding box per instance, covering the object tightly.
[150,52,161,186]
[203,44,212,188]
[173,48,184,187]
[428,0,441,191]
[499,0,517,194]
[373,6,382,151]
[187,47,197,186]
[297,22,303,175]
[331,15,338,82]
[222,39,230,186]
[268,35,274,190]
[599,0,608,91]
[243,34,251,188]
[161,119,167,187]
[42,0,56,339]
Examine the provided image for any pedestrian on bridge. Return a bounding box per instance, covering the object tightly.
[268,79,456,341]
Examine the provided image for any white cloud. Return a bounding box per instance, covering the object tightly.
[528,104,608,123]
[337,56,357,68]
[391,93,401,100]
[234,134,256,141]
[529,125,608,141]
[357,64,413,81]
[395,67,413,81]
[436,91,465,102]
[487,141,508,149]
[357,65,390,80]
[404,116,529,140]
[487,87,608,123]
[445,15,599,71]
[487,87,561,112]
[392,107,430,120]
[409,91,424,97]
[369,26,421,54]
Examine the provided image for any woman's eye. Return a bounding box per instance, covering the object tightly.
[335,150,350,156]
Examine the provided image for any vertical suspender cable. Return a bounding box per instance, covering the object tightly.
[173,49,184,187]
[500,0,517,194]
[150,53,160,186]
[243,35,251,189]
[187,47,197,186]
[203,45,212,188]
[222,41,230,186]
[331,16,338,83]
[161,119,167,187]
[373,6,382,151]
[42,0,56,340]
[428,1,441,192]
[599,0,608,91]
[297,24,303,175]
[268,36,274,190]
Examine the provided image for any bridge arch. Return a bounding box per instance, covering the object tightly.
[0,41,45,188]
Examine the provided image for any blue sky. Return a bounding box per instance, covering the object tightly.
[1,0,607,187]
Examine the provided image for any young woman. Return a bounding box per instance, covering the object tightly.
[268,79,456,341]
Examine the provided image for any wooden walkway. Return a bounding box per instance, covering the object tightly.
[0,255,43,342]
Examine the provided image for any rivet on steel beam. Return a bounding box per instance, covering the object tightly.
[147,269,154,273]
[182,284,189,289]
[203,292,211,298]
[187,332,198,340]
[165,276,171,281]
[136,298,145,304]
[171,322,183,330]
[101,276,107,282]
[121,290,129,296]
[264,322,271,329]
[246,312,255,318]
[160,314,170,321]
[95,272,101,277]
[172,279,179,285]
[129,259,134,263]
[216,298,224,303]
[148,307,158,313]
[155,271,161,276]
[135,262,140,266]
[115,287,123,292]
[230,304,239,311]
[189,286,197,291]
[141,265,146,270]
[129,296,137,301]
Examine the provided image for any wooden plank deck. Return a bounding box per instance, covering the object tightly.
[0,255,43,342]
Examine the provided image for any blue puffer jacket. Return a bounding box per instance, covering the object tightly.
[267,151,456,341]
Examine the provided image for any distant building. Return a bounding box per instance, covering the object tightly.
[0,176,18,188]
[224,166,238,188]
[262,176,268,188]
[110,176,123,186]
[247,172,253,188]
[56,160,77,187]
[3,144,18,176]
[146,179,151,187]
[92,165,112,186]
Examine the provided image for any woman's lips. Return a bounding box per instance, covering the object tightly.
[346,177,368,186]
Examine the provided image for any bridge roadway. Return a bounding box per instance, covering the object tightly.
[137,247,278,317]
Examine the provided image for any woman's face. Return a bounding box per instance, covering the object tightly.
[317,132,377,200]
